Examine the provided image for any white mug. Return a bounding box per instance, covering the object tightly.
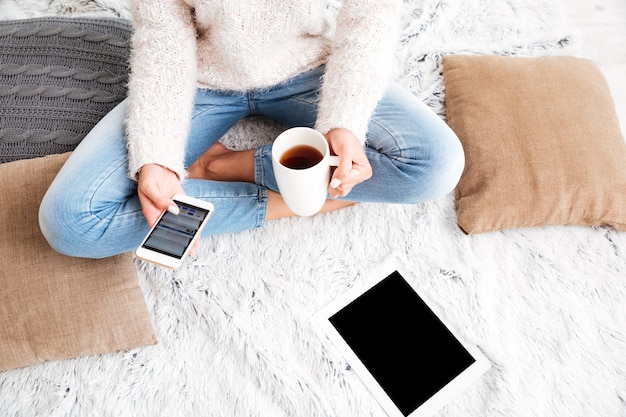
[272,127,340,216]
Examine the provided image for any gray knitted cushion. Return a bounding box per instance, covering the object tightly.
[0,17,132,163]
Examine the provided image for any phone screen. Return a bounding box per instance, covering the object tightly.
[141,201,211,259]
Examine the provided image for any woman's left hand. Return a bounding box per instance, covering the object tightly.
[324,128,372,199]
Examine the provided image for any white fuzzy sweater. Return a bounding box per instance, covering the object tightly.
[126,0,401,180]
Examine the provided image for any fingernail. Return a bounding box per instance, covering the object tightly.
[330,178,342,188]
[167,204,180,215]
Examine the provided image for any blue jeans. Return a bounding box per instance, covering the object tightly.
[39,66,464,258]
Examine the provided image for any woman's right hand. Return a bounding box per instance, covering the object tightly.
[137,163,184,227]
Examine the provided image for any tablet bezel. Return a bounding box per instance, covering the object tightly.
[313,257,491,417]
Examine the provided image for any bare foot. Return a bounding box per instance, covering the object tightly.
[188,142,255,182]
[266,190,356,220]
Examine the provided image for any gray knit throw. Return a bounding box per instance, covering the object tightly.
[0,17,132,163]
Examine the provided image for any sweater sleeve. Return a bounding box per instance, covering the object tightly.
[126,0,198,180]
[315,0,401,144]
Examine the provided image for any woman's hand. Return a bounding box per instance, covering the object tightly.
[137,163,184,227]
[325,128,372,199]
[137,163,201,256]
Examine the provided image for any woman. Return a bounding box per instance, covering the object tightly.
[39,0,464,259]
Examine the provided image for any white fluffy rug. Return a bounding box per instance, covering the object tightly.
[2,1,626,416]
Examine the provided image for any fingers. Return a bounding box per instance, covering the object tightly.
[189,239,201,256]
[167,204,180,215]
[137,163,203,256]
[329,147,354,197]
[329,158,372,198]
[325,128,372,199]
[330,178,342,189]
[137,163,185,226]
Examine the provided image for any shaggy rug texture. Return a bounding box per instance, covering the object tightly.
[2,1,625,416]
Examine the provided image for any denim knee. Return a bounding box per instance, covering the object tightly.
[429,128,465,197]
[399,128,465,204]
[38,191,87,257]
[39,188,142,259]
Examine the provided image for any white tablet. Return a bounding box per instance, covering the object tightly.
[314,258,490,417]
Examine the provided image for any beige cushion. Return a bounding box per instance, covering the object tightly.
[0,153,156,371]
[442,55,626,234]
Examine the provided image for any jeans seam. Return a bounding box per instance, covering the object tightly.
[89,158,136,222]
[254,146,266,186]
[369,118,404,159]
[256,186,268,228]
[192,104,218,119]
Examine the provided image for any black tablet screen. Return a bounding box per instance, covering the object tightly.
[328,271,475,416]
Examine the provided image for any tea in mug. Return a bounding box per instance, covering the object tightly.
[279,145,324,170]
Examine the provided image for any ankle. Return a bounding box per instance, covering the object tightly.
[189,148,255,182]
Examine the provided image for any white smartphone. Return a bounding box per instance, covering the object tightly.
[135,194,214,269]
